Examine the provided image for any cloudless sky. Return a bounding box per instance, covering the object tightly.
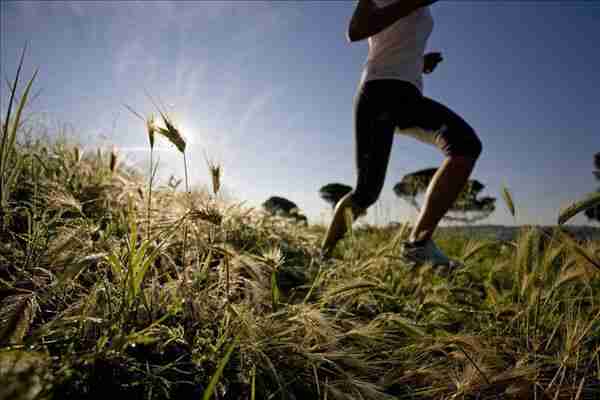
[2,1,599,226]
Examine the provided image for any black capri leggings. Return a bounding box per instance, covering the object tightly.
[352,79,482,211]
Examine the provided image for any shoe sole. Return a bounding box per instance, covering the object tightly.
[399,253,463,274]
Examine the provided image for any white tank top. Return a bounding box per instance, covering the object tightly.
[359,1,434,93]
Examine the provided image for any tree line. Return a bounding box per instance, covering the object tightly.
[262,152,600,225]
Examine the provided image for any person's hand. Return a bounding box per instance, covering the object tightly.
[423,52,443,74]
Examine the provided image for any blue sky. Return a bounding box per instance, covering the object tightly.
[2,1,599,226]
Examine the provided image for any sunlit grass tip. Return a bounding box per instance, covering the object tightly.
[109,146,118,173]
[204,150,221,196]
[501,184,516,220]
[558,191,600,225]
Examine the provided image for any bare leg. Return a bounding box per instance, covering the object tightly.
[321,80,397,257]
[410,155,478,243]
[321,193,365,257]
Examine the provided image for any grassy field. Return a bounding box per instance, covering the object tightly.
[1,60,600,400]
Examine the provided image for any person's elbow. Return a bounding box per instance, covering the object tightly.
[347,25,366,42]
[347,30,359,43]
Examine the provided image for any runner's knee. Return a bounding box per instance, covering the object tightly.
[463,133,482,159]
[442,127,482,159]
[351,189,379,211]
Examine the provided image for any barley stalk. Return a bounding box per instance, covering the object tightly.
[204,150,221,197]
[558,191,600,225]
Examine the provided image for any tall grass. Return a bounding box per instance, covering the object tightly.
[1,57,600,400]
[558,191,600,225]
[0,45,38,229]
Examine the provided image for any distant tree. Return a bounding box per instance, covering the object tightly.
[319,183,353,209]
[393,168,496,224]
[393,168,436,211]
[318,183,368,219]
[262,196,307,225]
[584,152,600,223]
[263,196,297,215]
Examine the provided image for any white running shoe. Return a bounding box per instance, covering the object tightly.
[400,239,461,269]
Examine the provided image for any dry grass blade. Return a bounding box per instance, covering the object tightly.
[561,232,600,271]
[1,44,27,169]
[47,189,82,213]
[327,280,384,300]
[271,269,280,312]
[558,191,600,225]
[462,240,495,262]
[552,268,588,291]
[123,103,145,122]
[202,335,239,400]
[189,204,222,225]
[344,207,354,239]
[454,343,492,387]
[1,45,38,209]
[573,375,585,400]
[124,105,155,149]
[501,185,516,219]
[382,313,426,338]
[0,296,32,344]
[251,365,257,400]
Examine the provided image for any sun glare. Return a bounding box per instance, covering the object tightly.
[154,115,198,147]
[175,120,196,145]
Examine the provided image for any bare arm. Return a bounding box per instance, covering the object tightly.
[348,0,438,42]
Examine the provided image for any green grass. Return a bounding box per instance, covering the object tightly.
[1,57,600,400]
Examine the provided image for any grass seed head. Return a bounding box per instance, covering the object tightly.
[110,146,118,173]
[211,165,221,196]
[189,203,222,225]
[210,164,221,195]
[168,175,182,190]
[157,112,186,153]
[204,150,221,196]
[146,115,156,149]
[501,185,516,219]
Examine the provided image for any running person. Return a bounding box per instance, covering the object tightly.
[321,0,482,266]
